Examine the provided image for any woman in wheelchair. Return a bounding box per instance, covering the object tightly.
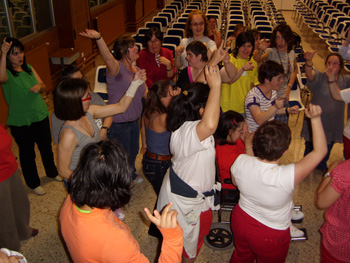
[215,110,254,189]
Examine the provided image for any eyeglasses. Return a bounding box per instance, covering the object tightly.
[191,22,204,27]
[81,93,91,102]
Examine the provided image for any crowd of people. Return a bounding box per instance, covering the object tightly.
[1,8,350,263]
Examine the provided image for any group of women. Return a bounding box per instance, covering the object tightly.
[1,7,350,263]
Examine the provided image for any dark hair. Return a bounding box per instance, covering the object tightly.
[144,27,163,47]
[249,29,261,40]
[144,80,170,119]
[270,23,295,52]
[186,41,208,62]
[206,15,217,21]
[185,10,209,38]
[167,82,210,131]
[233,24,245,37]
[70,140,132,211]
[326,53,344,74]
[258,60,284,83]
[61,65,81,78]
[253,120,291,161]
[215,110,244,145]
[232,31,255,60]
[112,36,136,60]
[5,38,32,76]
[53,78,89,121]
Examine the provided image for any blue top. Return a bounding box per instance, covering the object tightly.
[145,113,171,155]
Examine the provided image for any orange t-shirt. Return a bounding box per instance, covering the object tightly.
[60,196,183,263]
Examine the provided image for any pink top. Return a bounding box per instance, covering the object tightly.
[320,159,350,262]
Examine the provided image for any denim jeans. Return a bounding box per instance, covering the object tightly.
[304,140,335,171]
[142,155,171,195]
[108,120,139,180]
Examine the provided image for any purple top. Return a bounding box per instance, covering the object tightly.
[107,61,146,123]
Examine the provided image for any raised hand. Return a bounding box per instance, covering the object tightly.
[274,97,285,109]
[79,29,101,40]
[325,66,338,81]
[175,46,185,57]
[205,65,221,88]
[158,56,171,67]
[144,202,178,229]
[209,42,227,65]
[304,103,322,119]
[1,38,12,55]
[133,69,147,82]
[304,50,317,62]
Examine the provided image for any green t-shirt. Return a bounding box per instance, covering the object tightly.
[220,55,259,113]
[1,64,48,126]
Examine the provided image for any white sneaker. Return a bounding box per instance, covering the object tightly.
[54,176,63,182]
[33,186,46,195]
[290,225,304,238]
[291,210,304,221]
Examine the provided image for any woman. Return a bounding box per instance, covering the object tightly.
[254,24,298,123]
[318,160,350,263]
[302,51,350,171]
[80,29,147,183]
[174,10,217,69]
[177,41,237,89]
[215,110,254,188]
[207,15,222,48]
[157,66,221,263]
[51,65,113,144]
[137,27,175,88]
[220,31,259,114]
[225,24,245,51]
[60,140,183,263]
[0,37,58,195]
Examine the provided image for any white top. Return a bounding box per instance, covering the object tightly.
[245,86,277,132]
[340,88,350,139]
[231,154,295,230]
[179,36,217,68]
[338,44,350,60]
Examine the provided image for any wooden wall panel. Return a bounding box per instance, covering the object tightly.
[144,0,157,17]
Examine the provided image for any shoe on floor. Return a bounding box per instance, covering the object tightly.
[31,228,39,237]
[33,186,46,195]
[291,210,304,221]
[290,225,304,238]
[114,208,125,221]
[133,175,144,184]
[54,175,63,182]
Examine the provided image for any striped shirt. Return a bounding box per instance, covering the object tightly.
[245,86,277,132]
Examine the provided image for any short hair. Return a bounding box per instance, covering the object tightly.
[253,120,291,161]
[258,60,284,84]
[144,80,170,119]
[326,53,344,74]
[215,110,244,145]
[61,64,81,78]
[186,41,208,62]
[112,36,136,60]
[232,31,255,60]
[144,27,163,47]
[53,78,89,121]
[5,37,32,76]
[206,15,217,21]
[233,24,245,37]
[270,23,295,52]
[167,82,210,132]
[70,140,132,211]
[185,10,209,38]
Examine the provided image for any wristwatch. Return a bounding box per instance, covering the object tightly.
[101,126,109,132]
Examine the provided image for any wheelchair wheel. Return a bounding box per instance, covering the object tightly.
[204,222,234,251]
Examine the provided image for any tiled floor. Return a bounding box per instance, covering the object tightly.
[9,10,346,263]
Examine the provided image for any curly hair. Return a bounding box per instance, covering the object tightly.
[269,23,295,52]
[70,140,132,211]
[185,10,209,38]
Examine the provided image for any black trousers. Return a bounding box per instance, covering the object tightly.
[10,117,58,189]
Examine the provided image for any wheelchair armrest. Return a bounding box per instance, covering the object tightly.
[223,178,233,184]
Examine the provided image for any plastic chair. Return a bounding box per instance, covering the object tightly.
[94,65,108,102]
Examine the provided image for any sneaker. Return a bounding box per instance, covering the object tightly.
[291,210,304,221]
[114,208,125,221]
[33,186,46,195]
[54,176,63,182]
[290,225,304,238]
[133,175,144,184]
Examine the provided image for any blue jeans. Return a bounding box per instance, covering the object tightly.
[142,155,171,195]
[108,120,139,180]
[304,140,335,171]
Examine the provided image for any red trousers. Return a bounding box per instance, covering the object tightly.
[230,204,290,263]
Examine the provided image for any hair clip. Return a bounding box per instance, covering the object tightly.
[230,118,237,127]
[183,90,188,96]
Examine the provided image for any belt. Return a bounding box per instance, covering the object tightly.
[146,150,172,161]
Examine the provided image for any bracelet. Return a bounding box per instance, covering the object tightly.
[95,34,102,40]
[167,67,173,71]
[327,80,337,83]
[101,126,109,131]
[305,63,313,67]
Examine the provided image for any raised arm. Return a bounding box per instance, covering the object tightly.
[304,50,317,81]
[196,65,221,141]
[88,69,146,119]
[174,45,185,69]
[227,60,255,84]
[0,38,11,84]
[253,39,268,63]
[326,66,344,101]
[80,29,120,76]
[294,104,327,187]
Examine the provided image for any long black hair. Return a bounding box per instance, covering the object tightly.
[215,110,244,145]
[5,38,32,77]
[167,82,210,132]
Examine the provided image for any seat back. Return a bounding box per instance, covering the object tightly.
[94,65,108,101]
